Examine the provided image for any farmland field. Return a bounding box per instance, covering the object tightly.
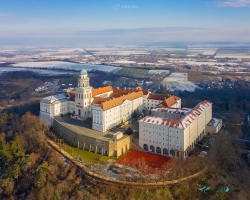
[11,61,121,73]
[215,49,250,58]
[113,77,127,86]
[115,68,149,78]
[162,72,199,92]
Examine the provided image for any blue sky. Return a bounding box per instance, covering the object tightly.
[0,0,250,46]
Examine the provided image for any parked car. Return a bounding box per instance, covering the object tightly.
[202,146,209,151]
[200,151,207,156]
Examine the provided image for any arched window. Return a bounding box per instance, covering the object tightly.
[150,145,155,153]
[163,148,168,155]
[170,150,175,157]
[156,147,161,154]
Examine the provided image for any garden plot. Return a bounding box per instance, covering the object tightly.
[162,73,199,92]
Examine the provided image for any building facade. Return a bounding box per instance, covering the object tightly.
[40,94,69,126]
[53,118,132,157]
[139,101,213,158]
[40,69,179,132]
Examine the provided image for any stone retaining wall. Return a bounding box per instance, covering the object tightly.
[47,137,208,187]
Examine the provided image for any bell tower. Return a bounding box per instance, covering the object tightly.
[75,69,92,119]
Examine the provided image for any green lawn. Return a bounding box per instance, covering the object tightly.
[115,68,149,78]
[61,143,116,164]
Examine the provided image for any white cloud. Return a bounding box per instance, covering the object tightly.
[217,0,250,7]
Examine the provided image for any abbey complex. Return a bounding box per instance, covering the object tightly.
[40,69,222,158]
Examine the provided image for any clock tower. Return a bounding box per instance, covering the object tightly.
[75,69,92,119]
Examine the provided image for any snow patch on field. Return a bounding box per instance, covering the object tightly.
[163,73,188,81]
[137,62,155,65]
[164,81,200,92]
[162,73,199,92]
[0,67,71,75]
[215,55,250,59]
[11,61,121,72]
[184,60,239,66]
[147,70,170,75]
[113,60,136,64]
[93,51,150,55]
[202,50,217,56]
[58,48,85,52]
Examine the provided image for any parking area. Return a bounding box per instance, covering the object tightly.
[108,118,139,135]
[189,124,225,158]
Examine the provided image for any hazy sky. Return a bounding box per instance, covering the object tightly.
[0,0,250,46]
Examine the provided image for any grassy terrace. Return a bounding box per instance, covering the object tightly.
[115,68,149,78]
[61,142,117,164]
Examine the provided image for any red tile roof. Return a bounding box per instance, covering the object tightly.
[140,100,212,129]
[156,96,180,108]
[101,91,143,111]
[91,97,110,105]
[113,87,150,96]
[147,93,170,100]
[92,86,112,96]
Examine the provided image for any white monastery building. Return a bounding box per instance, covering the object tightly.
[40,68,221,158]
[40,69,179,132]
[139,100,221,158]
